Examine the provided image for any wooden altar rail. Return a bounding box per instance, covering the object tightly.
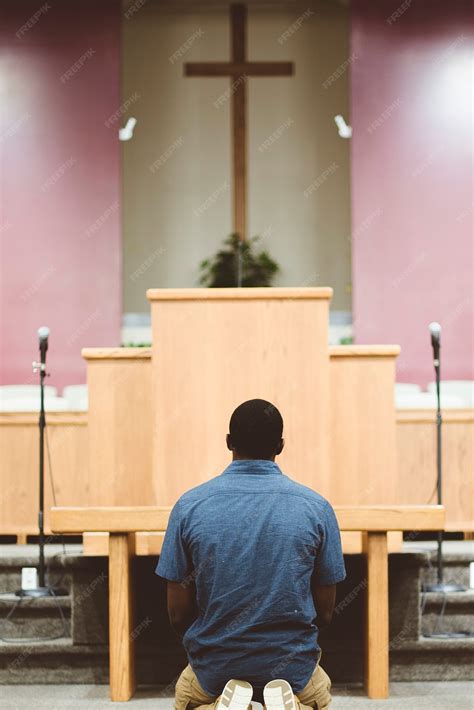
[50,504,445,702]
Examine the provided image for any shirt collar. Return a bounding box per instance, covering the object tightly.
[223,460,282,475]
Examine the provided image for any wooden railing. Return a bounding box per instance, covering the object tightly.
[50,504,445,702]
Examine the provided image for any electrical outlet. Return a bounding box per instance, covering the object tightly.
[21,567,38,590]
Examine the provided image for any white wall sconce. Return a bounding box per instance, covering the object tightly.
[334,114,352,138]
[119,117,137,141]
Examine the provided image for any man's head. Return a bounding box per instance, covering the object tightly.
[226,399,284,461]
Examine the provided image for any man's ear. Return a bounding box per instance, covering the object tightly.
[226,433,233,451]
[275,438,284,456]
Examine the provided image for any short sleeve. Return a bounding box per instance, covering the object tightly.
[314,501,346,585]
[155,501,193,583]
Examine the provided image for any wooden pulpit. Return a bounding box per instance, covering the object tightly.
[147,287,333,504]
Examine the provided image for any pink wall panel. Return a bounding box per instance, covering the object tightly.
[350,0,473,386]
[0,0,121,390]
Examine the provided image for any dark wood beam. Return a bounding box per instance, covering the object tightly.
[184,62,294,77]
[231,3,246,63]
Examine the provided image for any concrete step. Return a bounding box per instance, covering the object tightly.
[0,593,71,640]
[0,639,185,685]
[0,544,472,686]
[2,636,473,686]
[311,636,474,683]
[422,565,472,589]
[421,590,474,637]
[0,639,108,683]
[391,636,474,681]
[407,542,474,589]
[0,544,84,595]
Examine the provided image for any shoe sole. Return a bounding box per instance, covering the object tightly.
[216,679,253,710]
[263,679,297,710]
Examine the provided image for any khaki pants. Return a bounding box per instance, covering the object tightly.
[175,661,332,710]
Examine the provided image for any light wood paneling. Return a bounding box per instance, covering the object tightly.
[330,345,401,357]
[83,348,153,506]
[3,338,471,536]
[83,531,400,557]
[81,347,151,360]
[76,531,416,560]
[341,531,403,554]
[148,288,332,504]
[329,346,400,505]
[147,287,333,301]
[396,408,474,531]
[83,532,165,557]
[83,532,109,555]
[0,412,88,534]
[82,531,403,557]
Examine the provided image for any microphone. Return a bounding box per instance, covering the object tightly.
[429,322,441,366]
[38,326,50,365]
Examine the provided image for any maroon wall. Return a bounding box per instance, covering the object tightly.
[351,0,473,385]
[0,0,121,389]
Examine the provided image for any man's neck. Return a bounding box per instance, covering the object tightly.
[232,453,275,462]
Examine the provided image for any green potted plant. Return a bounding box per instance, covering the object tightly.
[199,234,280,287]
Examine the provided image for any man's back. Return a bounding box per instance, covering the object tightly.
[157,459,345,696]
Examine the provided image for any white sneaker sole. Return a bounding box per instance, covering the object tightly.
[263,679,297,710]
[216,679,254,710]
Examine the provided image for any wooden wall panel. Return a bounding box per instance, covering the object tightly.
[329,346,400,505]
[83,348,153,506]
[0,412,88,534]
[148,288,332,505]
[2,343,472,537]
[396,409,473,532]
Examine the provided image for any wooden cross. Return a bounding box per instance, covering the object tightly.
[185,3,294,241]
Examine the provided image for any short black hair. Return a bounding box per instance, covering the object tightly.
[229,399,283,459]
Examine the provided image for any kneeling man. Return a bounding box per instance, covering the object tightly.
[157,399,346,709]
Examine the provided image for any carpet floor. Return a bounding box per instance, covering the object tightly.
[1,682,473,709]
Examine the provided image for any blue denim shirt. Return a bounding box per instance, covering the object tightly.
[156,460,346,696]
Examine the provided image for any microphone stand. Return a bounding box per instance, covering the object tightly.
[423,339,465,595]
[15,341,67,599]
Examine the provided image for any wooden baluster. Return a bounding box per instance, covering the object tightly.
[108,532,136,701]
[363,530,389,699]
